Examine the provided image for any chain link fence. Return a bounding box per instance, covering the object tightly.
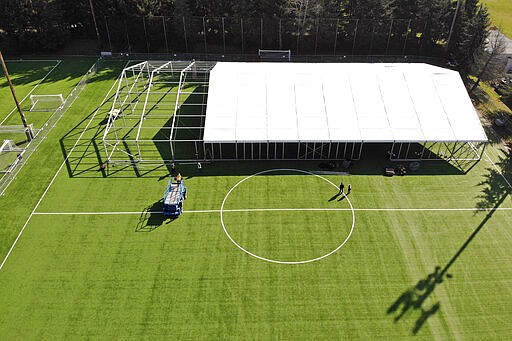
[95,16,446,59]
[0,58,101,196]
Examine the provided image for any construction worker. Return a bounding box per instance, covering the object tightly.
[176,173,182,184]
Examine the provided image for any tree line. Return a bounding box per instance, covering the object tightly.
[0,0,490,71]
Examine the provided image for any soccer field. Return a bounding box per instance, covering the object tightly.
[0,59,96,129]
[0,60,511,339]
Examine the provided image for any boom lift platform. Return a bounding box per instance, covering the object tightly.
[162,177,187,217]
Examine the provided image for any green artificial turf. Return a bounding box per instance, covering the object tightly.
[480,0,512,38]
[0,60,59,122]
[0,59,511,339]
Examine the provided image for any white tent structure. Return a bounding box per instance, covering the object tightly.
[102,61,487,164]
[202,62,487,161]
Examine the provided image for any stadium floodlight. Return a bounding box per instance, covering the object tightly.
[29,94,65,112]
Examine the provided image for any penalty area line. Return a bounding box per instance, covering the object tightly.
[31,207,512,216]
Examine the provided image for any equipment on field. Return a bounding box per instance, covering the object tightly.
[162,175,187,218]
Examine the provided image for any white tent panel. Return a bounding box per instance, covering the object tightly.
[268,128,299,141]
[378,72,418,120]
[392,128,426,142]
[388,115,422,130]
[205,115,234,128]
[203,128,236,142]
[268,113,296,125]
[329,128,362,141]
[237,116,266,129]
[298,116,328,130]
[432,74,487,141]
[204,62,487,144]
[299,128,330,141]
[296,84,323,116]
[236,105,266,117]
[327,114,359,129]
[360,128,394,142]
[236,127,266,141]
[420,127,456,141]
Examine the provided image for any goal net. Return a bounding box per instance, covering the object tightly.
[29,94,65,112]
[258,49,291,61]
[0,139,20,152]
[0,140,24,174]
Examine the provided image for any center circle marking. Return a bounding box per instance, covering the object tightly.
[220,168,355,264]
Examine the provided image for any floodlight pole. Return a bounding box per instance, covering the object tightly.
[88,0,101,48]
[0,51,33,141]
[446,0,462,50]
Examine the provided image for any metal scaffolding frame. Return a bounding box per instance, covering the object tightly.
[102,60,215,164]
[102,60,487,165]
[389,141,486,161]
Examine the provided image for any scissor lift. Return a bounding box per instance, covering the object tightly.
[162,178,187,217]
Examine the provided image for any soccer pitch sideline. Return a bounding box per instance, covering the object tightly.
[0,58,511,339]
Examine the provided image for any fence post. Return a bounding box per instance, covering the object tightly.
[334,19,340,55]
[183,16,188,53]
[105,16,113,52]
[314,18,319,55]
[142,16,150,54]
[162,16,169,54]
[279,19,282,49]
[386,19,393,55]
[402,19,411,55]
[202,17,207,53]
[222,17,226,54]
[260,18,263,50]
[352,19,359,55]
[369,22,375,54]
[240,18,244,54]
[296,19,301,54]
[124,20,131,53]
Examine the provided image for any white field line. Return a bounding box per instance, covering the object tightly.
[0,65,126,271]
[31,207,512,216]
[0,60,62,126]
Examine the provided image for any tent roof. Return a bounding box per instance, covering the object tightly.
[203,62,488,143]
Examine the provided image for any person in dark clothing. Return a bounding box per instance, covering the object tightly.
[339,181,344,194]
[347,184,351,195]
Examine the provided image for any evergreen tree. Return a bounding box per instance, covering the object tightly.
[449,0,490,72]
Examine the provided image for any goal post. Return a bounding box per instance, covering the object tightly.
[29,94,65,112]
[0,139,24,174]
[258,49,291,61]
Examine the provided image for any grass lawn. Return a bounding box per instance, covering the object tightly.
[480,0,512,38]
[0,59,511,339]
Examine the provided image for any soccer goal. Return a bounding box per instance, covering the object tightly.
[29,94,65,112]
[0,140,23,153]
[258,49,291,61]
[0,140,24,174]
